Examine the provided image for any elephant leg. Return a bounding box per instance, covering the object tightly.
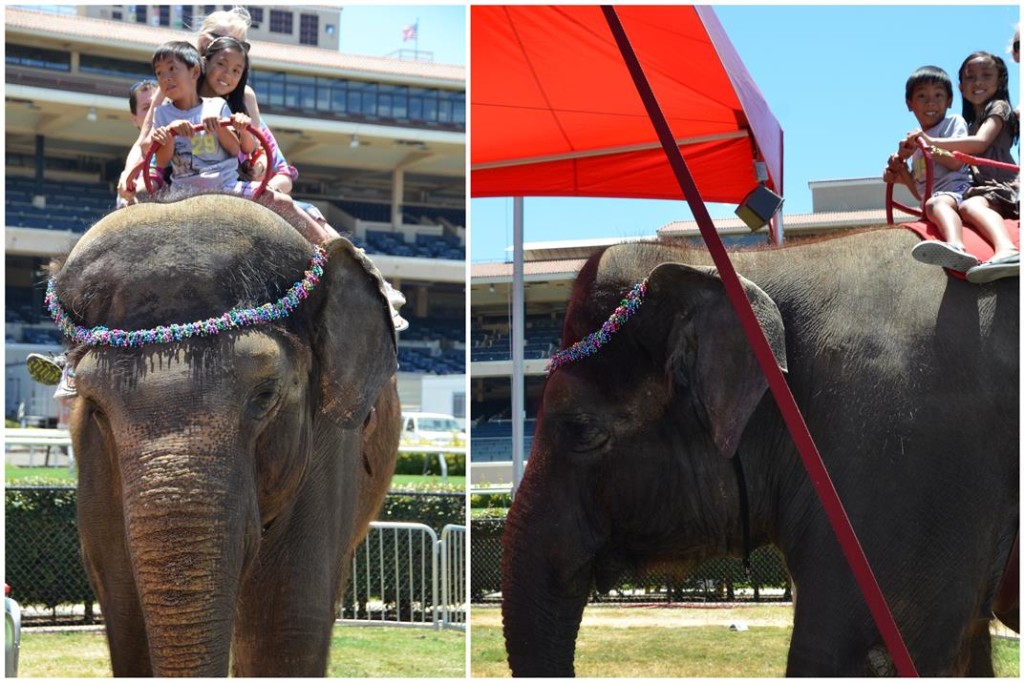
[951,618,994,676]
[80,541,152,676]
[231,480,356,676]
[76,424,152,676]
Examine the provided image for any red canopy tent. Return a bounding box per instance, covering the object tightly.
[470,5,917,676]
[471,5,783,231]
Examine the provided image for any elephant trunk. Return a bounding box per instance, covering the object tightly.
[120,439,256,676]
[501,468,592,677]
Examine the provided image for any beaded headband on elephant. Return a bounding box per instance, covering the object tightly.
[46,245,327,348]
[546,279,649,374]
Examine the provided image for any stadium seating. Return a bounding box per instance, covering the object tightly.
[470,418,536,462]
[471,316,562,362]
[5,176,114,232]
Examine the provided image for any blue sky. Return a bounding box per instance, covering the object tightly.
[337,5,466,66]
[470,5,1020,263]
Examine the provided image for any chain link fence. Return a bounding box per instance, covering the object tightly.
[5,485,465,626]
[470,516,792,604]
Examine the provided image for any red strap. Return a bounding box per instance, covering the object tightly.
[602,6,918,676]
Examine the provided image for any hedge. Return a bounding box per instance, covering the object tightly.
[5,485,465,615]
[394,451,466,476]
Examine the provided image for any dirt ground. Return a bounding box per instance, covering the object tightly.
[471,602,795,629]
[470,602,1020,638]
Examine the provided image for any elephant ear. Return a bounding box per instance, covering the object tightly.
[648,262,787,459]
[313,237,398,429]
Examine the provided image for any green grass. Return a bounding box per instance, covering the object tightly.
[5,465,75,484]
[5,465,464,491]
[390,474,465,490]
[17,625,465,677]
[470,620,1021,678]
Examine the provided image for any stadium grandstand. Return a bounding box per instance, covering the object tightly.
[5,6,466,425]
[468,178,921,485]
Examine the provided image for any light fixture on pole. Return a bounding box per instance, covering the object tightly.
[734,160,783,231]
[86,107,98,122]
[349,134,360,149]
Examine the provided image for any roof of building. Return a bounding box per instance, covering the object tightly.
[5,7,465,85]
[471,208,915,278]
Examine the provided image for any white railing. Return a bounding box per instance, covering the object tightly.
[439,524,466,631]
[342,521,465,631]
[4,427,74,469]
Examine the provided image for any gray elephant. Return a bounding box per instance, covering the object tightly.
[50,195,400,676]
[502,228,1018,676]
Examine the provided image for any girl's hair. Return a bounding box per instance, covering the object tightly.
[904,65,953,102]
[199,37,250,115]
[958,51,1017,143]
[198,6,251,36]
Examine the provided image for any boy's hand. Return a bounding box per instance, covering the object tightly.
[883,153,907,184]
[167,120,195,138]
[201,115,222,136]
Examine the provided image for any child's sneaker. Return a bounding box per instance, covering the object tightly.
[910,240,979,272]
[383,281,409,331]
[53,365,77,400]
[26,353,64,386]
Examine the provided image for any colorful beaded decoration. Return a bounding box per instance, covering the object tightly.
[547,279,649,374]
[46,245,328,348]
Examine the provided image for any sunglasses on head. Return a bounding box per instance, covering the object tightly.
[208,33,250,53]
[1014,40,1020,53]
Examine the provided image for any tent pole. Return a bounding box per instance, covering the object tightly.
[511,196,525,496]
[602,5,917,677]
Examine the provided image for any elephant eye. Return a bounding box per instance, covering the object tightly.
[247,381,281,420]
[558,414,611,454]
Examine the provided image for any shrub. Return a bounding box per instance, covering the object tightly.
[393,451,466,476]
[5,485,95,612]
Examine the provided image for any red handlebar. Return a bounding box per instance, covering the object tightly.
[885,137,1020,225]
[126,118,274,201]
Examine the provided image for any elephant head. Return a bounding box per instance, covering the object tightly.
[501,246,787,676]
[54,195,398,676]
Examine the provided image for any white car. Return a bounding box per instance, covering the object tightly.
[400,412,464,447]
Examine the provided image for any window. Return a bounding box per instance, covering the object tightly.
[112,10,122,20]
[181,5,192,29]
[269,10,293,34]
[6,44,71,72]
[134,5,147,23]
[157,5,170,27]
[248,71,464,129]
[299,14,318,46]
[203,5,215,15]
[79,54,152,80]
[247,6,263,28]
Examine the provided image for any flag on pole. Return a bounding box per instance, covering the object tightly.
[402,22,418,42]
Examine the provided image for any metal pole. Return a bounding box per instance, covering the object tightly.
[511,197,525,496]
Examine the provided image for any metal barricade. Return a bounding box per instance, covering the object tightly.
[440,524,466,631]
[341,521,466,631]
[343,521,439,629]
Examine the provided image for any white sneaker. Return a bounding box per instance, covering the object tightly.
[384,281,406,308]
[53,365,77,399]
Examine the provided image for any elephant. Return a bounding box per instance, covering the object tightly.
[50,194,400,676]
[501,227,1018,676]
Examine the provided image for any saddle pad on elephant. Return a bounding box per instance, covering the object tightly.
[903,219,1021,280]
